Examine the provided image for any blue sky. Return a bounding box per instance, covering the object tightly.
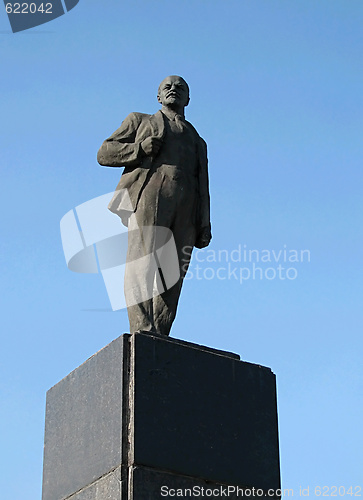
[1,1,362,498]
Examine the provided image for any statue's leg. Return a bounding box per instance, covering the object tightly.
[124,213,155,333]
[124,172,171,333]
[152,189,197,336]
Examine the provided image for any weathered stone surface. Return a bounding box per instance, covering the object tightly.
[42,333,280,499]
[42,336,128,500]
[130,465,245,499]
[67,468,123,500]
[131,333,280,491]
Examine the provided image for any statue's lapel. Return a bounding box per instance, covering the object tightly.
[149,110,165,139]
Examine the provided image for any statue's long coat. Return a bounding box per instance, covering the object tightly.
[97,110,210,246]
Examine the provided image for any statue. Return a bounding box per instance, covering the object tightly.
[97,76,211,335]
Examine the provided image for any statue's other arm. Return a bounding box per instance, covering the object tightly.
[97,113,144,168]
[195,138,212,249]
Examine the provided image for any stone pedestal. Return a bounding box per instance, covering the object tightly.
[42,333,280,500]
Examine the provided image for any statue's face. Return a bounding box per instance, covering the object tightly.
[157,76,190,109]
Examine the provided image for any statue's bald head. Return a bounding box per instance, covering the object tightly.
[157,75,190,111]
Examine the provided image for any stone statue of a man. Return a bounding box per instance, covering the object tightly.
[97,75,211,335]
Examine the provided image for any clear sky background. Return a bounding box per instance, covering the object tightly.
[1,1,362,498]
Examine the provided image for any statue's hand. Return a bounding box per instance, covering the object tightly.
[140,136,163,157]
[195,226,212,249]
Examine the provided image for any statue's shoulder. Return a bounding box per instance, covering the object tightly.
[121,112,153,128]
[185,121,207,153]
[126,111,153,121]
[185,119,206,143]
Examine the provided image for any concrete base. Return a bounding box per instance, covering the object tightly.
[42,333,281,500]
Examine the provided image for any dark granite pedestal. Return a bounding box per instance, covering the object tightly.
[42,333,281,500]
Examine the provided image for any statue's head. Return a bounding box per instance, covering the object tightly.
[157,75,190,110]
